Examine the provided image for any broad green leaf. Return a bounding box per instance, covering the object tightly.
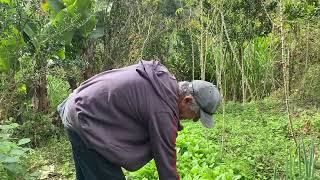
[56,47,65,59]
[41,0,95,44]
[62,30,76,45]
[10,149,26,156]
[0,133,11,139]
[18,138,31,146]
[4,156,18,163]
[51,7,77,27]
[0,153,6,161]
[41,0,50,12]
[0,143,12,153]
[96,1,113,13]
[0,0,11,4]
[89,26,104,39]
[4,163,24,174]
[0,57,9,72]
[17,84,27,94]
[79,16,96,38]
[0,28,25,73]
[0,123,19,130]
[23,24,38,48]
[23,24,36,39]
[48,0,65,13]
[232,175,242,180]
[75,0,91,10]
[63,0,75,6]
[50,6,78,44]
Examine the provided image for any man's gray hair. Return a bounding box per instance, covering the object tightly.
[178,81,200,112]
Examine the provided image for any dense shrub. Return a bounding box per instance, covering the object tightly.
[47,74,71,112]
[16,112,61,147]
[0,122,37,179]
[302,64,320,103]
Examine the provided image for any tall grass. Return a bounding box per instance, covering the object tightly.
[47,75,71,111]
[243,35,279,100]
[211,34,279,101]
[273,139,316,179]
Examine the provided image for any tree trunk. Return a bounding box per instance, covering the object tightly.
[232,81,237,101]
[304,22,309,75]
[280,0,297,147]
[67,76,77,91]
[191,36,195,80]
[200,0,205,80]
[239,45,246,103]
[82,41,96,80]
[34,71,49,112]
[216,16,226,156]
[189,8,195,81]
[33,51,49,113]
[221,11,253,99]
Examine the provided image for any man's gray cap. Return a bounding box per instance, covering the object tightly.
[191,80,221,128]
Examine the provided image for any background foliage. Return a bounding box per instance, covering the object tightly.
[0,0,319,179]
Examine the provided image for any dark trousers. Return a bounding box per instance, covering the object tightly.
[67,129,126,180]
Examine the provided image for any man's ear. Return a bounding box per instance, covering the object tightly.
[183,95,193,104]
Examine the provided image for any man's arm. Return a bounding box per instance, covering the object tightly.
[148,112,180,180]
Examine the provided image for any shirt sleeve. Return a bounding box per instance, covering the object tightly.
[148,112,180,180]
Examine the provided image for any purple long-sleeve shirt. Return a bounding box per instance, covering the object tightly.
[61,60,181,179]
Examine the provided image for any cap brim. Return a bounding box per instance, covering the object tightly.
[200,110,215,128]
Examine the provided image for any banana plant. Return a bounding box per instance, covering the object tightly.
[0,0,25,73]
[38,0,111,88]
[21,0,98,112]
[0,28,24,73]
[1,0,107,112]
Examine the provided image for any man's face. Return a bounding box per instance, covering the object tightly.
[178,95,200,122]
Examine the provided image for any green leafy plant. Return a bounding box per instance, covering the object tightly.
[0,122,34,179]
[16,112,61,147]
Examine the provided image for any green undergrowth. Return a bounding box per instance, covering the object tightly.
[126,100,320,179]
[21,100,320,179]
[26,134,75,180]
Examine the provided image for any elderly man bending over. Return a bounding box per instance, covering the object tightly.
[57,60,221,180]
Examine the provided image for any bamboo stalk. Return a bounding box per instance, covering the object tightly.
[217,7,226,157]
[200,0,205,80]
[305,22,309,74]
[140,12,154,58]
[220,10,253,99]
[191,38,195,80]
[189,8,195,80]
[240,46,246,103]
[280,0,297,147]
